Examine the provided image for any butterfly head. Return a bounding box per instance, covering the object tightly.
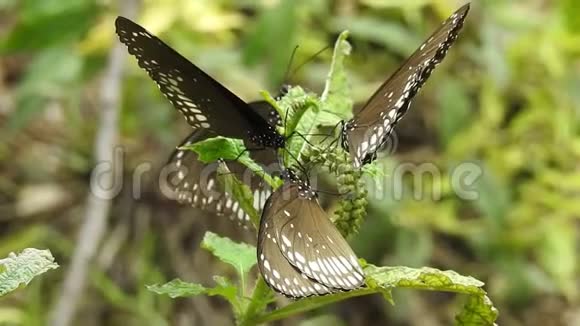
[281,169,316,199]
[249,127,286,149]
[279,84,291,98]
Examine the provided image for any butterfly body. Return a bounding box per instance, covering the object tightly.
[341,4,470,167]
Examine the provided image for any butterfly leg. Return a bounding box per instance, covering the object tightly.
[317,121,344,154]
[233,146,268,162]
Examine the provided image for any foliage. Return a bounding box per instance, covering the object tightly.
[149,233,497,325]
[1,0,579,325]
[146,32,498,325]
[0,249,58,297]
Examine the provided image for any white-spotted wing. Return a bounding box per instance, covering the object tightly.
[258,219,332,297]
[257,170,364,298]
[115,17,284,150]
[166,102,281,224]
[342,4,470,167]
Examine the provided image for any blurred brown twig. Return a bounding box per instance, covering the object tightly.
[49,1,137,325]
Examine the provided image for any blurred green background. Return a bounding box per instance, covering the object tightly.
[0,0,579,325]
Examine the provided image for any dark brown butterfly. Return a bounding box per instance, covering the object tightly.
[115,17,285,151]
[115,17,284,222]
[341,4,470,167]
[257,169,365,298]
[165,102,280,223]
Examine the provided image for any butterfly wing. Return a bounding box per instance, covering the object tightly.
[115,17,277,145]
[166,130,257,223]
[258,172,364,296]
[343,4,470,167]
[272,183,365,290]
[166,101,280,223]
[258,203,332,298]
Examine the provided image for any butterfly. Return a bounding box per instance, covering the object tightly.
[341,3,470,168]
[257,169,365,298]
[115,17,285,222]
[166,101,280,223]
[115,17,285,151]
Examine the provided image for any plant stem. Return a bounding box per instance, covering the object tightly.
[246,287,376,325]
[238,277,275,326]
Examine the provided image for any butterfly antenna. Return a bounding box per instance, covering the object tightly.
[288,45,331,80]
[286,131,316,148]
[283,108,291,138]
[282,45,300,87]
[318,120,343,145]
[303,123,342,172]
[318,121,343,152]
[233,147,251,161]
[312,188,341,196]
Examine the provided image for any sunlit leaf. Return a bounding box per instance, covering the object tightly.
[364,264,498,326]
[0,248,58,297]
[320,31,353,124]
[147,279,206,298]
[365,265,485,294]
[455,294,499,326]
[201,231,257,277]
[185,136,280,188]
[187,136,247,163]
[147,276,239,314]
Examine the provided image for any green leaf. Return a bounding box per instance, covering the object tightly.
[238,277,276,325]
[244,263,497,325]
[0,248,58,297]
[365,265,485,294]
[201,231,257,277]
[185,137,281,229]
[279,86,320,136]
[278,86,321,163]
[148,277,239,314]
[455,295,499,326]
[187,137,247,163]
[147,279,206,298]
[259,90,285,124]
[364,264,498,326]
[207,276,238,304]
[186,137,280,189]
[319,30,353,124]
